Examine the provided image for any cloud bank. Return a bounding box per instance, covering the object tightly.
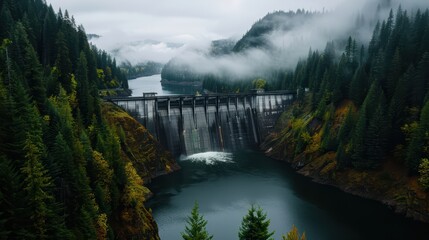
[45,0,348,64]
[164,0,429,80]
[45,0,429,66]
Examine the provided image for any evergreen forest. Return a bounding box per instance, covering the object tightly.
[2,0,429,239]
[0,0,173,239]
[269,7,429,173]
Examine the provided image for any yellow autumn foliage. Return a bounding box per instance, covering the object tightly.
[282,225,306,240]
[92,150,113,202]
[122,162,150,206]
[96,213,108,240]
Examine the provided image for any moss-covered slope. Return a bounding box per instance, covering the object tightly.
[102,102,179,178]
[263,100,429,222]
[102,102,179,239]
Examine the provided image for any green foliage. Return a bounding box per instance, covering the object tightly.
[338,107,355,141]
[0,1,153,238]
[182,202,213,240]
[239,205,274,240]
[21,137,54,238]
[418,159,429,190]
[351,107,367,168]
[120,61,163,79]
[0,156,32,239]
[253,78,267,89]
[407,100,429,173]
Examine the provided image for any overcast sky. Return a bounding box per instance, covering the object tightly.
[43,0,350,63]
[45,0,347,42]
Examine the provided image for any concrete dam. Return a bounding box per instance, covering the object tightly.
[107,91,295,156]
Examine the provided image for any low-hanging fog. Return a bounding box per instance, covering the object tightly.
[45,0,429,68]
[166,0,429,80]
[45,0,348,64]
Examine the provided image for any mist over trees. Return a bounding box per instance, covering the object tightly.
[164,0,429,182]
[256,6,429,179]
[160,1,397,92]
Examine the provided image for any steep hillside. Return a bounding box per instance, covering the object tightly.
[210,39,236,56]
[263,99,429,222]
[262,7,429,222]
[120,61,164,79]
[102,102,179,179]
[0,0,176,239]
[101,102,179,239]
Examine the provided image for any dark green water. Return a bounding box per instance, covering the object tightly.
[147,150,429,240]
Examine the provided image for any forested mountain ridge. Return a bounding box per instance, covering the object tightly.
[263,7,429,221]
[160,10,318,87]
[232,10,316,52]
[120,61,163,79]
[0,0,176,239]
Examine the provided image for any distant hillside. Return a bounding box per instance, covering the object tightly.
[233,10,315,52]
[87,33,101,40]
[210,39,236,56]
[99,39,184,64]
[161,10,317,87]
[120,61,164,79]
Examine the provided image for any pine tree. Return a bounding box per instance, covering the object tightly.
[386,49,402,100]
[0,3,14,41]
[365,105,387,168]
[21,136,53,239]
[387,66,410,149]
[76,51,92,125]
[413,53,429,106]
[54,31,72,93]
[349,67,368,106]
[20,105,65,239]
[23,39,46,110]
[41,5,57,66]
[0,156,32,239]
[0,79,16,157]
[336,107,355,168]
[181,202,213,240]
[351,107,367,168]
[239,205,274,240]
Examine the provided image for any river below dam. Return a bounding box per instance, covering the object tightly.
[131,75,429,239]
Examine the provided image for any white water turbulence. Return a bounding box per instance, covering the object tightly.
[180,152,234,165]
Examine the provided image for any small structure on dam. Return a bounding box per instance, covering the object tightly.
[107,90,295,156]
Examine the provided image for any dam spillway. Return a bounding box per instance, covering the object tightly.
[107,91,295,156]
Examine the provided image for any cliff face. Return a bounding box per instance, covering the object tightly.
[262,100,429,223]
[102,102,179,239]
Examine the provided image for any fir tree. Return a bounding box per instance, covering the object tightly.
[365,105,387,168]
[76,51,92,125]
[54,31,72,93]
[239,205,274,240]
[181,202,213,240]
[0,156,32,239]
[351,107,367,168]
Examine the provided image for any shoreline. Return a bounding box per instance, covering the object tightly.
[160,78,203,87]
[264,150,429,223]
